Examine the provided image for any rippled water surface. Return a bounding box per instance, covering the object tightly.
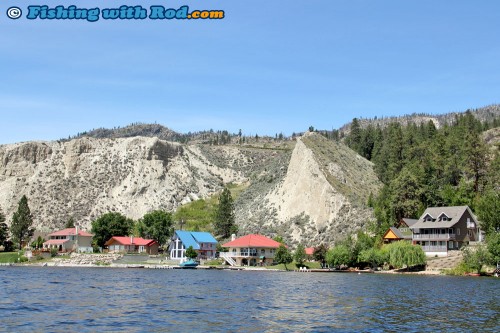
[0,267,498,332]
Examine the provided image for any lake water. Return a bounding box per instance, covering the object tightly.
[0,267,498,332]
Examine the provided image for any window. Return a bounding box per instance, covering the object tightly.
[261,249,265,254]
[456,228,460,236]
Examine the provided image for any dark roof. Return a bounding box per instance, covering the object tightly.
[401,218,418,227]
[410,206,476,229]
[389,227,404,239]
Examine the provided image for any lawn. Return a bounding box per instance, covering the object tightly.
[266,261,323,271]
[0,252,22,263]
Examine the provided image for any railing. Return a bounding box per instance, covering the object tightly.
[221,251,259,257]
[422,246,447,252]
[219,252,236,266]
[413,234,455,240]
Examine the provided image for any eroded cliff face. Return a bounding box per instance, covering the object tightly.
[235,132,382,246]
[0,133,381,246]
[0,137,246,231]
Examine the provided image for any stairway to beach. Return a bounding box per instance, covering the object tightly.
[425,251,463,271]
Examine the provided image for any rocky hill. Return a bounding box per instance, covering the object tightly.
[0,132,380,246]
[235,132,381,246]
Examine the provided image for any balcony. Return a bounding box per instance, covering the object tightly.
[413,233,456,241]
[422,245,447,252]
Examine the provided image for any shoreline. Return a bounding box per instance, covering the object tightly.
[3,261,448,275]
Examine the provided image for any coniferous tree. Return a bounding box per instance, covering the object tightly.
[10,195,34,249]
[213,188,237,239]
[294,244,307,266]
[65,217,75,228]
[0,207,9,248]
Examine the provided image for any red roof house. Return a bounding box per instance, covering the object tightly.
[221,234,282,267]
[105,236,158,255]
[43,227,94,253]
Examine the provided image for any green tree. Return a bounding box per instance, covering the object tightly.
[185,245,198,259]
[213,188,237,239]
[386,241,426,270]
[91,212,135,248]
[10,195,34,249]
[313,244,328,268]
[275,244,293,270]
[486,233,500,266]
[389,167,423,221]
[65,217,75,228]
[358,248,385,269]
[348,118,362,154]
[273,235,284,244]
[294,244,306,266]
[326,245,351,268]
[137,210,173,246]
[476,190,500,235]
[0,207,8,247]
[462,244,491,274]
[31,236,45,249]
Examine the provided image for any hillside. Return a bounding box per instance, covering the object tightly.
[234,132,382,246]
[338,104,500,134]
[0,132,380,246]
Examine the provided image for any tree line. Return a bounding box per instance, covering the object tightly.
[343,111,499,236]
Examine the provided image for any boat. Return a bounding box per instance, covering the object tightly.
[179,259,199,268]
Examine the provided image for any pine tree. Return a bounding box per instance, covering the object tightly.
[0,207,9,247]
[65,217,75,228]
[10,195,34,249]
[294,244,306,266]
[214,188,237,239]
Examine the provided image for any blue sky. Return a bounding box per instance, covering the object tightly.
[0,0,499,144]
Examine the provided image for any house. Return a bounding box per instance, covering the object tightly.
[410,206,481,257]
[220,234,282,266]
[43,227,93,253]
[168,230,218,261]
[105,236,159,255]
[383,218,418,243]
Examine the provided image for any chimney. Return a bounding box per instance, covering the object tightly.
[130,235,134,244]
[75,225,79,236]
[231,234,236,241]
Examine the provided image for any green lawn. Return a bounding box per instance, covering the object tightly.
[172,182,249,232]
[0,252,22,263]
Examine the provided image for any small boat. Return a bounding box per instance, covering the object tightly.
[179,259,199,268]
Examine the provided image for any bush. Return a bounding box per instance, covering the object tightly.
[50,248,58,257]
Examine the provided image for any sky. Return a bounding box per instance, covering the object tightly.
[0,0,499,144]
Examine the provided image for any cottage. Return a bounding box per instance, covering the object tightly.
[105,236,159,255]
[43,227,93,253]
[220,234,282,266]
[168,230,217,261]
[411,206,481,257]
[383,218,417,243]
